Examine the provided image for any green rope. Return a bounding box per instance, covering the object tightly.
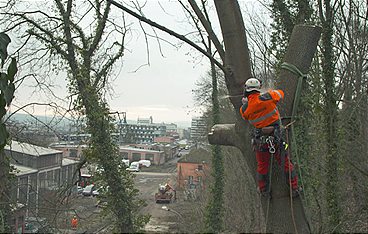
[281,62,308,120]
[280,61,307,177]
[281,62,312,231]
[281,62,308,79]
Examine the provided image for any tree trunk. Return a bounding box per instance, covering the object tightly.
[0,150,11,233]
[205,38,225,232]
[210,1,321,231]
[319,0,340,229]
[77,78,137,232]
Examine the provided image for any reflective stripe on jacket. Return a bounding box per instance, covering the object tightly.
[239,90,284,128]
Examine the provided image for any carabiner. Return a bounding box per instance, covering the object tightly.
[266,137,276,154]
[269,145,276,154]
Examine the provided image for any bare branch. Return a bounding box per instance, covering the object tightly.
[108,0,227,73]
[4,12,69,58]
[188,0,225,62]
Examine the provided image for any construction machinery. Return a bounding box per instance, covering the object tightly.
[155,183,176,203]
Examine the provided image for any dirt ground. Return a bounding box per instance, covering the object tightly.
[136,171,180,232]
[58,155,189,233]
[137,152,206,233]
[137,155,188,233]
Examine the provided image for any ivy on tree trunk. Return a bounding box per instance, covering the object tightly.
[0,32,17,233]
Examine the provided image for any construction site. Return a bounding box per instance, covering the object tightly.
[54,150,206,233]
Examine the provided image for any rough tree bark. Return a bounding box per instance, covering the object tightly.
[209,1,321,232]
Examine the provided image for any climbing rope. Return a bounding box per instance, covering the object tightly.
[264,136,275,230]
[280,62,307,125]
[255,135,276,232]
[281,62,308,190]
[281,62,312,232]
[284,123,299,234]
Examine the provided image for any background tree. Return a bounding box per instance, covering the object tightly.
[270,0,368,232]
[182,1,226,230]
[0,32,17,233]
[331,0,368,231]
[317,0,341,230]
[0,1,148,232]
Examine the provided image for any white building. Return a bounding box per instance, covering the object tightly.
[190,116,207,140]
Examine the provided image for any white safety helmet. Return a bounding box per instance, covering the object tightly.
[244,78,261,92]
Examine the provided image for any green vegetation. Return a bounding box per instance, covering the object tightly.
[0,32,17,233]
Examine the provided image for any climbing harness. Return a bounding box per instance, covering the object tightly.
[253,126,280,197]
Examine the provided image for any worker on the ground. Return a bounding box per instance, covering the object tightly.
[71,215,78,230]
[239,77,299,198]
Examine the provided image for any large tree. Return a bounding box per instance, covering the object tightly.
[108,0,321,232]
[209,1,321,233]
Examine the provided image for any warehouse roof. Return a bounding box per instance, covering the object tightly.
[4,141,62,156]
[178,148,211,164]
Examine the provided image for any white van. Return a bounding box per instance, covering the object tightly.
[138,160,151,168]
[130,161,140,167]
[126,161,140,172]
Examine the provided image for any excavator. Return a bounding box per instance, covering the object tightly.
[155,183,176,203]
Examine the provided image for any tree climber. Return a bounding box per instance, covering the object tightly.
[239,77,299,198]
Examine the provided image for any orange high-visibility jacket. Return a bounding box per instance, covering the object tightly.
[71,218,78,227]
[239,89,284,128]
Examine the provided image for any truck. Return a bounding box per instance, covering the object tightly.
[155,183,176,203]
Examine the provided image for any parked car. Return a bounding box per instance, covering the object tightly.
[82,184,95,196]
[138,159,151,168]
[77,186,83,194]
[92,188,99,197]
[93,186,109,197]
[126,162,140,172]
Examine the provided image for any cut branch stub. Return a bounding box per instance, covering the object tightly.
[208,124,243,148]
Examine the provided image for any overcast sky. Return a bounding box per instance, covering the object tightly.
[9,0,265,127]
[110,1,210,124]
